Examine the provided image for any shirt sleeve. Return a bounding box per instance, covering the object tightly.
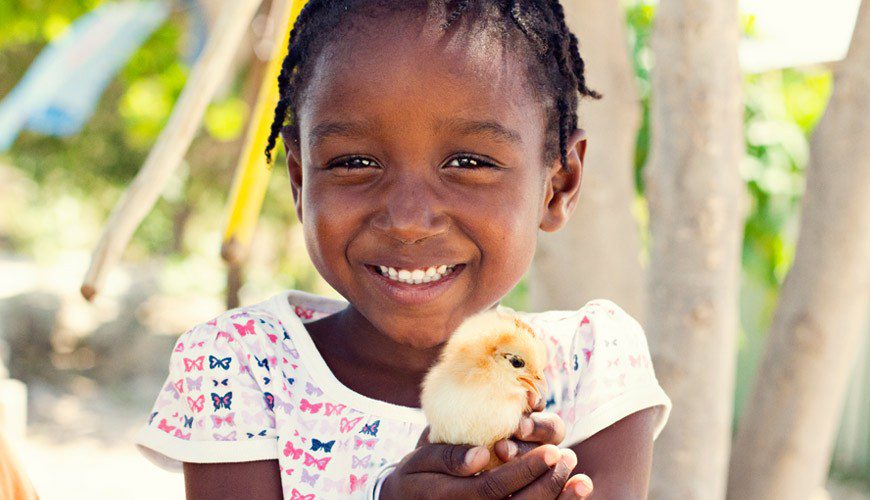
[135,315,279,472]
[559,300,671,447]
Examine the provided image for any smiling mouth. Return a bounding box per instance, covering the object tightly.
[371,264,464,285]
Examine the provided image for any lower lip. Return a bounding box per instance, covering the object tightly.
[365,264,465,306]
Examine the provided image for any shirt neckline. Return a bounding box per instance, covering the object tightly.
[269,289,427,425]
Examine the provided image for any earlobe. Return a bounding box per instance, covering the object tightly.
[285,141,304,224]
[539,128,586,232]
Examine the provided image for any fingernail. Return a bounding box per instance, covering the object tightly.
[465,446,484,466]
[560,449,578,470]
[519,417,533,438]
[541,445,560,466]
[505,440,518,459]
[575,474,593,496]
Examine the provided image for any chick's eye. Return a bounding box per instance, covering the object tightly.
[509,356,525,369]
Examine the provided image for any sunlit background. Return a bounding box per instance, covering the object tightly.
[0,0,866,498]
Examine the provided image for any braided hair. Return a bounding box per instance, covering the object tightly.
[264,0,601,170]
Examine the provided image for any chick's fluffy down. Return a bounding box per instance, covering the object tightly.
[421,309,547,469]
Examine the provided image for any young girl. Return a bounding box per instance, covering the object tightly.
[136,1,671,498]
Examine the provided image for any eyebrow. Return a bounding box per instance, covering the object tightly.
[436,117,523,146]
[306,117,524,148]
[307,120,374,149]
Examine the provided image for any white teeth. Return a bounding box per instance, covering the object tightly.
[376,264,457,284]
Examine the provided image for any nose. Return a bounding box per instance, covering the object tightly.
[370,175,449,244]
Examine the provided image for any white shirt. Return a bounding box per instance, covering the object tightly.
[136,290,671,499]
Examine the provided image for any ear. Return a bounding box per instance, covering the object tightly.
[284,138,304,224]
[540,128,586,232]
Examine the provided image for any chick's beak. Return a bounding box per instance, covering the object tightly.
[519,374,548,410]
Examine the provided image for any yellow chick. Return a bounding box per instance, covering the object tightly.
[421,309,548,470]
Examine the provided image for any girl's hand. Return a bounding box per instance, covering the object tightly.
[379,429,584,499]
[492,411,595,499]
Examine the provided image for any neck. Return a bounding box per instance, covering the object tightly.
[325,306,445,381]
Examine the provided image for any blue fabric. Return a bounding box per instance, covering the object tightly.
[0,1,169,151]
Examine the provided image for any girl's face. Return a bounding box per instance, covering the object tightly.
[286,12,586,348]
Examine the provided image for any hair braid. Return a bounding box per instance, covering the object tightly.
[264,0,601,171]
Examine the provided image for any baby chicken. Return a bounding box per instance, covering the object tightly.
[421,309,548,470]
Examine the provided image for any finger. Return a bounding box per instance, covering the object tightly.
[527,390,545,412]
[468,444,561,499]
[402,443,489,476]
[515,412,566,444]
[558,474,594,499]
[493,438,540,462]
[511,449,578,500]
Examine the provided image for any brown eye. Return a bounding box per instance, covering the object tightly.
[328,156,379,170]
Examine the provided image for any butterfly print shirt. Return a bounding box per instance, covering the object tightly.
[136,290,671,499]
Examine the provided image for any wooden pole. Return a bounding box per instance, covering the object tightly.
[80,0,263,301]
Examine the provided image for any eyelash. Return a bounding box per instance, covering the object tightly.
[325,155,497,170]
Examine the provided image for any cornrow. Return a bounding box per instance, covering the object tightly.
[265,0,601,169]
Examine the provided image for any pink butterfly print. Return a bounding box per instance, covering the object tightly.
[283,468,295,476]
[580,316,590,327]
[324,403,346,416]
[299,399,322,414]
[233,319,256,337]
[186,376,203,391]
[294,306,314,320]
[187,395,205,413]
[352,454,371,469]
[300,468,319,486]
[174,342,184,352]
[157,419,176,434]
[287,348,300,359]
[183,356,205,372]
[193,341,205,348]
[629,354,641,367]
[174,380,184,394]
[216,330,235,343]
[607,358,620,368]
[583,349,593,363]
[211,412,236,428]
[303,452,331,471]
[267,333,278,343]
[207,318,218,326]
[349,474,368,493]
[340,416,363,433]
[213,431,236,441]
[354,436,377,450]
[283,441,304,460]
[289,489,314,500]
[174,429,191,440]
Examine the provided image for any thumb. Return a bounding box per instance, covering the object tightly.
[402,443,490,476]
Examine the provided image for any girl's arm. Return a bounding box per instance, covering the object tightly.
[183,460,282,500]
[568,406,662,499]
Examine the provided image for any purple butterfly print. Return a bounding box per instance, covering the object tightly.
[186,377,203,391]
[305,382,323,397]
[352,454,371,469]
[300,468,319,487]
[213,431,237,441]
[163,381,181,400]
[274,400,294,414]
[211,412,236,428]
[295,414,318,433]
[321,477,345,494]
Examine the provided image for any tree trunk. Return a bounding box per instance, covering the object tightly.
[644,0,744,498]
[727,2,870,497]
[529,0,645,320]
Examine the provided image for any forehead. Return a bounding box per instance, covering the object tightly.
[296,9,545,149]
